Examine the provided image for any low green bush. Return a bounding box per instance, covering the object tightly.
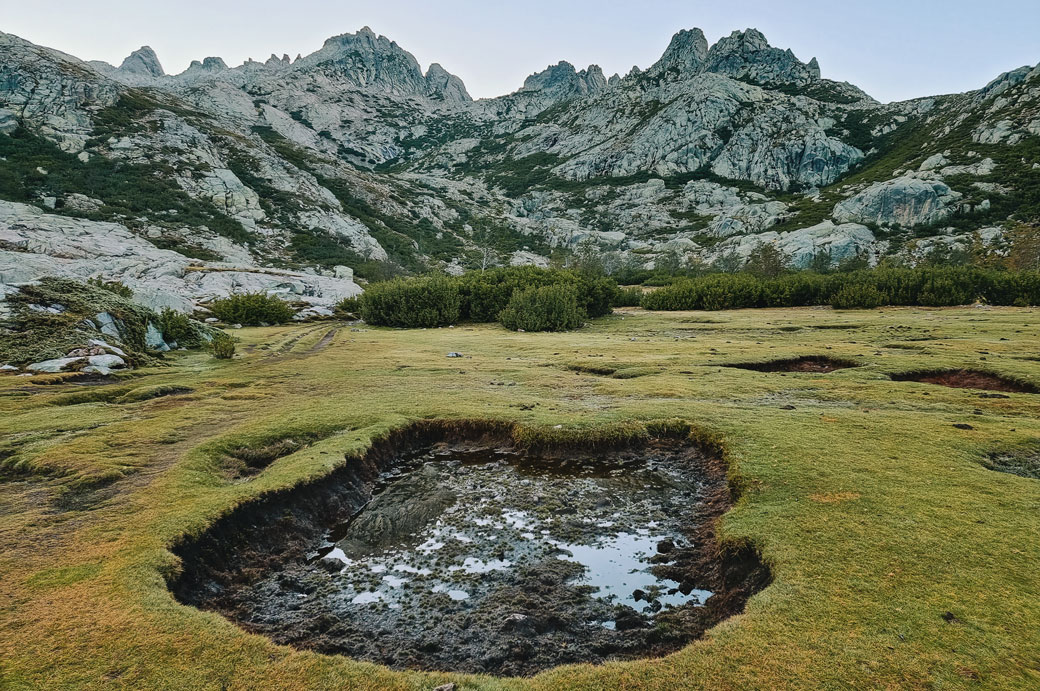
[209,293,294,326]
[354,267,617,328]
[210,332,237,359]
[334,296,362,318]
[360,276,461,328]
[86,278,134,299]
[499,284,585,332]
[612,286,644,307]
[157,308,207,347]
[831,284,886,309]
[642,267,1040,311]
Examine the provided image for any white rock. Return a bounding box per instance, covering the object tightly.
[88,339,127,357]
[832,177,962,228]
[145,322,170,351]
[27,357,86,373]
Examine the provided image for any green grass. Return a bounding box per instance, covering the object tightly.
[1,307,1039,689]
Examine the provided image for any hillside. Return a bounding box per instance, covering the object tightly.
[1,26,1038,310]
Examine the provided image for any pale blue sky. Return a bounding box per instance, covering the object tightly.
[5,0,1039,102]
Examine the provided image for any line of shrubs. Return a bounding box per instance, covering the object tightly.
[640,267,1040,311]
[354,267,619,331]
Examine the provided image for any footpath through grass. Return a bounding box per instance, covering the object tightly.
[1,308,1039,689]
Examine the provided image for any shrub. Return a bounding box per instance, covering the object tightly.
[334,296,362,318]
[157,308,205,347]
[360,276,461,328]
[210,332,237,359]
[87,278,134,299]
[613,286,644,307]
[831,284,887,309]
[499,284,585,332]
[352,267,616,328]
[209,293,294,326]
[640,267,1040,311]
[576,273,619,318]
[458,266,566,322]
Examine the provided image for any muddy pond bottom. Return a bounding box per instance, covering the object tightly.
[317,449,710,618]
[177,439,768,676]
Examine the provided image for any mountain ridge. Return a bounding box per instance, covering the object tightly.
[0,25,1037,314]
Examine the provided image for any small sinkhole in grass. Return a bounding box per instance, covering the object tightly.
[724,356,859,374]
[890,369,1038,394]
[984,448,1040,480]
[170,424,769,676]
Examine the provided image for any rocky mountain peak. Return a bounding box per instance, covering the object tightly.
[118,45,164,78]
[425,62,472,102]
[522,61,607,98]
[703,28,820,86]
[186,56,229,73]
[265,53,292,69]
[291,26,470,100]
[647,28,709,77]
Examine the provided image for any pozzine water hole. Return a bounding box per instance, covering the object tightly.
[170,425,770,676]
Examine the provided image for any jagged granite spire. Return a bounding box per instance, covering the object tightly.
[425,63,472,101]
[646,28,709,78]
[290,27,470,101]
[118,46,164,78]
[704,29,820,86]
[265,53,292,69]
[522,61,607,98]
[184,56,229,74]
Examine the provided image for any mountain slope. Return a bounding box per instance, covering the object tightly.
[0,26,1037,310]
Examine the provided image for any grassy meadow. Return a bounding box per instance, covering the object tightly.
[1,305,1039,690]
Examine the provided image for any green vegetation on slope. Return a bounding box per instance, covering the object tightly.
[0,127,251,244]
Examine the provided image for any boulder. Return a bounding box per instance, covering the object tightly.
[94,312,124,340]
[26,357,86,373]
[82,354,126,375]
[145,322,170,351]
[832,177,962,227]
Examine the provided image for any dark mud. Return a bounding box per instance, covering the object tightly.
[725,356,859,374]
[169,423,769,676]
[984,448,1040,480]
[891,369,1038,394]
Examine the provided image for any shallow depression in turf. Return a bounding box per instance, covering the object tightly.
[171,429,769,676]
[725,356,859,373]
[315,449,711,618]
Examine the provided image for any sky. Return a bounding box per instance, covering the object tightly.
[4,0,1039,103]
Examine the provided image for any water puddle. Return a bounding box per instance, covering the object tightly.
[171,429,770,676]
[307,450,712,625]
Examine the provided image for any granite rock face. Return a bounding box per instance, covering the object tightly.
[0,201,361,313]
[119,46,165,78]
[703,29,820,86]
[0,31,122,152]
[0,24,1035,281]
[832,178,963,227]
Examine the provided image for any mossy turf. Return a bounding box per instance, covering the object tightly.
[1,307,1039,690]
